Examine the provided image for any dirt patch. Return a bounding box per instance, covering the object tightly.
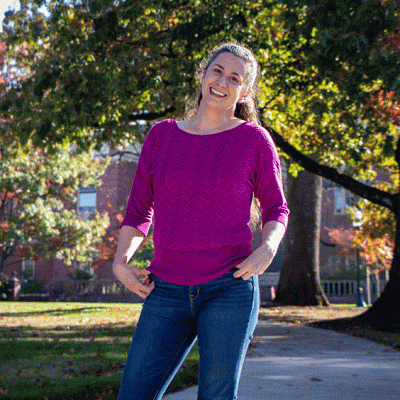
[258,305,400,350]
[259,305,365,325]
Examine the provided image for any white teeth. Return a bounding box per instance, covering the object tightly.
[210,88,226,97]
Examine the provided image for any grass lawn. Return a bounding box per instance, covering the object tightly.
[1,302,399,399]
[0,302,198,400]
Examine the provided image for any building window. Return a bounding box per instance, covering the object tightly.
[78,187,97,220]
[22,260,35,281]
[334,187,344,214]
[334,186,358,215]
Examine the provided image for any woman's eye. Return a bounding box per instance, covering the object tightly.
[230,76,239,83]
[214,68,222,74]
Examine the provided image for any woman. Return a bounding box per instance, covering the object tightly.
[113,42,289,400]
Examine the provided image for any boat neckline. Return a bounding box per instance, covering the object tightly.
[173,119,248,136]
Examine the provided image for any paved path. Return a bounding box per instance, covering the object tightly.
[164,320,400,400]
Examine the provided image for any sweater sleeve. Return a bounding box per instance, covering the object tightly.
[120,125,158,236]
[253,128,290,229]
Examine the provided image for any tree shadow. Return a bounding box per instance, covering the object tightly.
[0,306,109,318]
[0,321,137,339]
[308,313,400,334]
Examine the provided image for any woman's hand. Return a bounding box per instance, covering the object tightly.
[113,258,155,299]
[233,242,276,281]
[234,220,286,280]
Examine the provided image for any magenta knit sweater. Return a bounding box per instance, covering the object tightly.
[121,119,289,285]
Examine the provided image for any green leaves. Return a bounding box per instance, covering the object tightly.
[1,0,399,192]
[281,0,400,95]
[0,0,265,149]
[259,0,400,182]
[0,143,109,270]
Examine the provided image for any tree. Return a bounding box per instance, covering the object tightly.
[326,188,396,280]
[277,168,329,305]
[261,0,400,328]
[0,143,109,271]
[1,0,400,328]
[0,0,259,149]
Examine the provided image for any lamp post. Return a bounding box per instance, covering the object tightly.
[356,246,366,307]
[354,210,366,307]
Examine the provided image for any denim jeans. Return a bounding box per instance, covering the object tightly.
[117,268,260,400]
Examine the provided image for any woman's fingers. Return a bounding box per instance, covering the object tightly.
[131,268,155,298]
[136,280,155,299]
[233,263,262,280]
[233,266,251,280]
[116,264,155,299]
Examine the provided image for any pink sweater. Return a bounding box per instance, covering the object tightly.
[121,119,289,285]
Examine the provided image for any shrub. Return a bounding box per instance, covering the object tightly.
[0,273,12,300]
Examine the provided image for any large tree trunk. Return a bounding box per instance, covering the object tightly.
[357,145,400,329]
[276,168,329,306]
[359,200,400,330]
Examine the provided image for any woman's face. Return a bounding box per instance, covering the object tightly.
[201,52,250,112]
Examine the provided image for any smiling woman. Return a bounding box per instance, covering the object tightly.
[113,41,289,400]
[199,53,248,115]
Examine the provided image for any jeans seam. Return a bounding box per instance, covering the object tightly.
[154,326,196,399]
[190,286,200,318]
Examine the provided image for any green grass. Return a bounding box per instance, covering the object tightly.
[5,302,397,399]
[0,302,199,399]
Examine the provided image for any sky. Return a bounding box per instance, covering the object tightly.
[1,0,20,32]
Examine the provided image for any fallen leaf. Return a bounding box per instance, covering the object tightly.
[311,377,322,382]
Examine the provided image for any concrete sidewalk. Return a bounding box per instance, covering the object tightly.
[164,320,400,400]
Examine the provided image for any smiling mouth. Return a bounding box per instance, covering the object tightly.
[210,87,227,97]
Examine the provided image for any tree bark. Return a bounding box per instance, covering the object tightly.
[359,200,400,329]
[276,168,329,306]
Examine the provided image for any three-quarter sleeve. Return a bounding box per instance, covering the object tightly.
[120,126,157,237]
[253,129,290,229]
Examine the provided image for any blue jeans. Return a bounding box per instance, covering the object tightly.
[117,269,260,400]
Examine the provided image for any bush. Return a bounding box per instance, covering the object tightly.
[0,273,12,300]
[21,278,46,294]
[67,265,95,280]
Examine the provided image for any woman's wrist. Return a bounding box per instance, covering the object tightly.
[261,241,277,257]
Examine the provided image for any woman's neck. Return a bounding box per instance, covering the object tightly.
[185,106,240,135]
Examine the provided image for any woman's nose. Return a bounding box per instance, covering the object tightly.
[217,73,228,86]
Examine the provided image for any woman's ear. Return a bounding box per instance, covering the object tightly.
[238,90,251,104]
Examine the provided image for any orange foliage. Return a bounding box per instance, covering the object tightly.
[326,228,357,260]
[365,90,400,126]
[326,227,393,274]
[0,42,6,66]
[92,202,122,269]
[355,233,394,274]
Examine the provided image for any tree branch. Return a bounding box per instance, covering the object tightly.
[264,125,395,213]
[128,106,176,122]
